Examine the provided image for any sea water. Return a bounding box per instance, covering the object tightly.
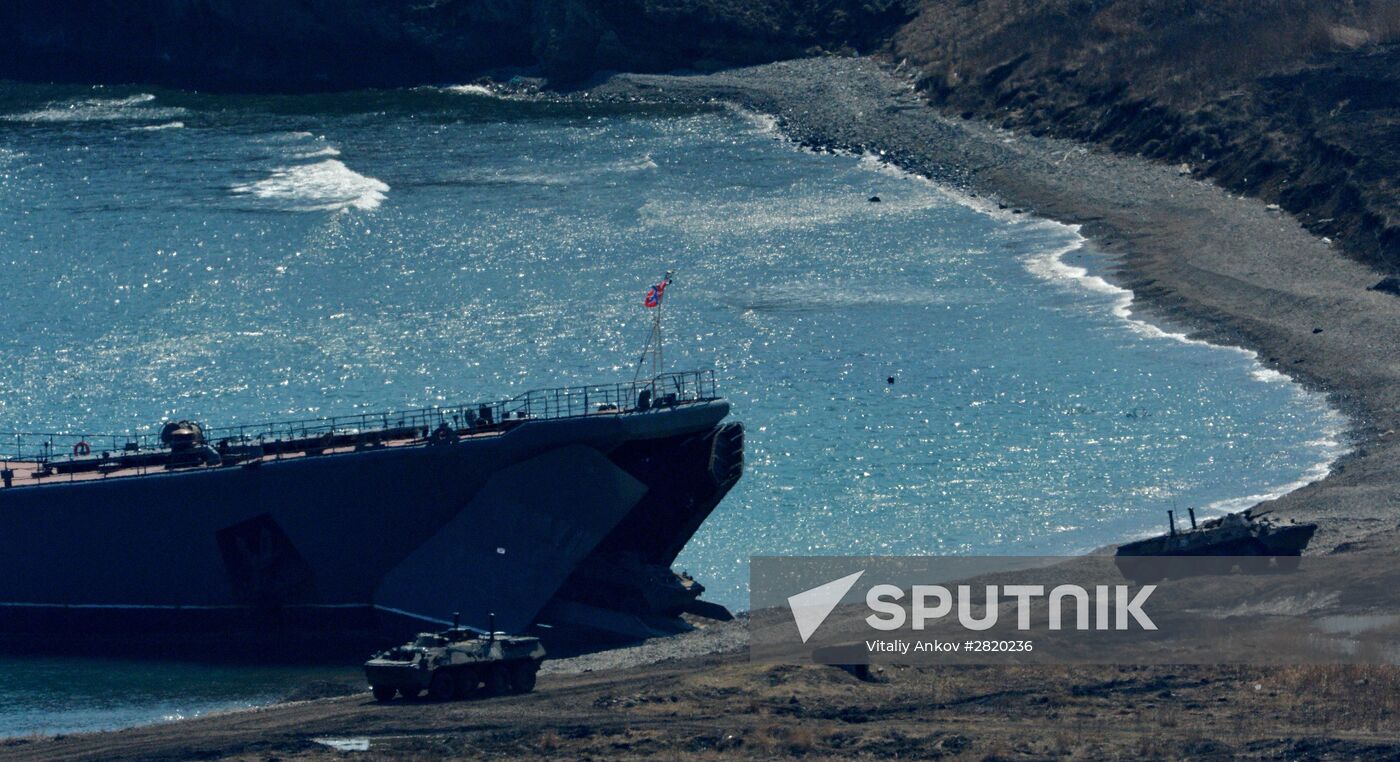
[0,83,1343,735]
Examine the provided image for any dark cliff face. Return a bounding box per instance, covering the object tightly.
[892,0,1400,273]
[0,0,911,90]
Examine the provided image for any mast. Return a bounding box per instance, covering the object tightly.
[635,270,674,382]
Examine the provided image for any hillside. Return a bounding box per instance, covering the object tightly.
[893,0,1400,272]
[0,0,909,89]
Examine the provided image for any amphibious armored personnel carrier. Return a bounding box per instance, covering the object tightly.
[365,618,546,701]
[1115,507,1317,582]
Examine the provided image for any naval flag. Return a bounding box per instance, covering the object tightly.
[644,277,671,308]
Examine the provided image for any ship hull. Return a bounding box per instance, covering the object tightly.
[0,402,742,656]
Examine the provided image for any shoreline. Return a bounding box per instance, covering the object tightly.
[856,149,1347,533]
[581,56,1400,555]
[1031,229,1347,525]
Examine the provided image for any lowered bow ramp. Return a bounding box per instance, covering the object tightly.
[374,444,647,632]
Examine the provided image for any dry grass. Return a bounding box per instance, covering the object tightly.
[1261,664,1400,731]
[743,721,818,755]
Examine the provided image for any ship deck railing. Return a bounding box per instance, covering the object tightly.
[0,370,718,478]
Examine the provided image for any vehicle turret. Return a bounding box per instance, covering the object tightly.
[364,614,546,702]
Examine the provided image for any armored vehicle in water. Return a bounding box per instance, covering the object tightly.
[365,617,546,701]
[1115,507,1317,582]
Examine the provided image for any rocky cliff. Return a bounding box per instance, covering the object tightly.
[0,0,910,90]
[891,0,1400,273]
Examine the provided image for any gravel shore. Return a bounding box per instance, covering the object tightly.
[583,56,1400,555]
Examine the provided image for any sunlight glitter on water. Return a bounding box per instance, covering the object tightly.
[0,85,1344,734]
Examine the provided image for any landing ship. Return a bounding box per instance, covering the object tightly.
[0,370,743,655]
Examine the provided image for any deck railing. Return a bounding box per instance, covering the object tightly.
[0,369,718,465]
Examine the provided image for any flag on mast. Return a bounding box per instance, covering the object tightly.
[636,270,674,381]
[644,276,671,308]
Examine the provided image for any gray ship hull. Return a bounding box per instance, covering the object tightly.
[0,401,742,655]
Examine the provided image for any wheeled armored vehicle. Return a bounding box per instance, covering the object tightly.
[365,618,545,701]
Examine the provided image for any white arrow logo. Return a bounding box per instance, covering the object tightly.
[787,570,865,643]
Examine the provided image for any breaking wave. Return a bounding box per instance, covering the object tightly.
[1018,214,1348,518]
[847,154,1348,524]
[4,94,188,123]
[230,159,388,212]
[444,84,498,98]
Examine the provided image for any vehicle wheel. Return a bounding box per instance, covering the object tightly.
[485,664,511,695]
[453,669,479,699]
[428,671,454,701]
[371,684,396,702]
[509,662,538,694]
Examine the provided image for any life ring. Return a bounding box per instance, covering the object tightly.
[73,441,91,457]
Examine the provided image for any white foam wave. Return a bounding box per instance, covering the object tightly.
[1022,236,1329,377]
[1250,366,1291,384]
[1022,239,1251,350]
[1006,187,1349,519]
[444,84,498,98]
[4,93,188,123]
[138,121,185,131]
[1200,449,1341,516]
[727,104,779,136]
[845,153,1349,519]
[292,146,341,159]
[230,159,388,212]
